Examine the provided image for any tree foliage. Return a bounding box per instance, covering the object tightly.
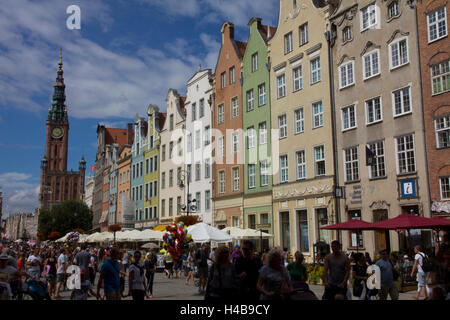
[175,215,199,226]
[38,200,92,240]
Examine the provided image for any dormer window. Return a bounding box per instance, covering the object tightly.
[388,1,399,19]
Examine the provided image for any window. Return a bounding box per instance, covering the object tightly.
[177,167,182,186]
[396,134,416,174]
[192,103,196,121]
[440,177,450,200]
[232,216,239,227]
[342,105,357,131]
[139,185,143,201]
[312,101,324,128]
[140,162,143,177]
[389,37,409,69]
[169,198,173,216]
[349,210,364,248]
[339,61,354,89]
[232,133,239,153]
[310,57,321,84]
[178,138,182,156]
[435,115,450,148]
[284,32,293,54]
[247,89,254,111]
[169,170,173,187]
[229,67,235,84]
[218,104,224,124]
[259,122,267,145]
[294,108,304,134]
[316,208,330,243]
[369,141,386,179]
[252,53,258,72]
[314,145,325,176]
[392,86,411,116]
[150,157,154,173]
[427,7,448,42]
[298,210,309,253]
[388,1,399,19]
[343,26,352,42]
[145,183,149,200]
[149,182,153,198]
[260,160,269,186]
[248,164,256,189]
[248,215,256,230]
[150,135,154,149]
[169,142,173,159]
[187,164,192,183]
[205,190,211,210]
[277,74,286,98]
[279,114,287,139]
[195,163,201,181]
[366,96,382,124]
[280,212,291,251]
[194,192,200,212]
[186,133,192,152]
[258,83,266,106]
[363,50,380,79]
[145,159,149,175]
[431,60,450,95]
[153,181,157,197]
[162,145,166,161]
[199,99,205,118]
[205,159,211,178]
[231,97,239,118]
[247,127,255,149]
[361,4,377,31]
[204,126,210,145]
[169,114,174,131]
[219,171,225,194]
[293,0,297,10]
[195,130,201,150]
[233,168,240,192]
[296,150,306,180]
[344,147,359,182]
[293,66,303,92]
[280,155,289,183]
[299,23,308,46]
[219,136,225,157]
[161,172,166,189]
[221,72,226,89]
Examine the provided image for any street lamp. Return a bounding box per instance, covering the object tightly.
[178,169,197,216]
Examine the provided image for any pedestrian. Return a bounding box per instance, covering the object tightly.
[257,248,293,300]
[144,251,156,298]
[164,252,174,279]
[122,249,129,273]
[88,250,97,286]
[196,243,210,294]
[53,248,67,299]
[352,253,369,300]
[411,245,430,300]
[282,248,289,267]
[74,244,91,273]
[231,245,242,265]
[26,247,42,280]
[364,252,373,265]
[43,250,57,297]
[375,249,399,300]
[185,250,195,286]
[322,240,351,300]
[128,250,146,301]
[205,246,240,301]
[97,247,121,300]
[235,240,262,300]
[287,251,308,290]
[71,268,98,300]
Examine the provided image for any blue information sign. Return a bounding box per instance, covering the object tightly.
[400,179,416,198]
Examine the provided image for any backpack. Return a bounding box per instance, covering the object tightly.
[419,253,432,273]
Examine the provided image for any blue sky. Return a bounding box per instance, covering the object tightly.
[0,0,279,215]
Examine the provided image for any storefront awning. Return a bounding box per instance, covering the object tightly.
[99,211,108,224]
[153,224,168,232]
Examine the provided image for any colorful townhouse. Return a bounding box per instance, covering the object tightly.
[268,0,336,258]
[184,67,214,224]
[212,22,247,229]
[242,18,277,251]
[131,115,147,226]
[107,142,119,226]
[140,105,165,229]
[159,90,186,224]
[117,144,132,227]
[329,0,431,255]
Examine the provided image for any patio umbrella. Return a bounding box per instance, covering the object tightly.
[114,230,132,242]
[136,229,164,242]
[141,242,160,250]
[240,229,273,239]
[370,214,450,230]
[187,223,233,243]
[86,232,100,243]
[320,219,376,252]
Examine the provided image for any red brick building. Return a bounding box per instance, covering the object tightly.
[417,0,450,217]
[39,51,86,212]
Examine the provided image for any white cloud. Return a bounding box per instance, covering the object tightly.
[0,172,39,214]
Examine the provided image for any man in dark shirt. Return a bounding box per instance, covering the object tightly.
[235,240,262,300]
[196,243,210,294]
[74,245,91,272]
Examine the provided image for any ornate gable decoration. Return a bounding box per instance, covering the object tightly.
[335,4,358,27]
[386,29,410,44]
[337,54,355,66]
[369,200,390,211]
[360,41,381,57]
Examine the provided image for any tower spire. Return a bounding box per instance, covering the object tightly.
[48,48,67,121]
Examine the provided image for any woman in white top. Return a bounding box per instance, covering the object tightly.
[411,245,430,300]
[128,251,146,301]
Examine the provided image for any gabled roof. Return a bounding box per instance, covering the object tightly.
[235,41,247,58]
[104,128,131,147]
[260,25,277,42]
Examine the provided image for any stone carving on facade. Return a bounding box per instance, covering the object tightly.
[386,29,410,44]
[369,200,391,210]
[431,201,450,214]
[335,4,358,27]
[274,184,332,199]
[360,41,381,57]
[337,54,356,66]
[284,2,308,23]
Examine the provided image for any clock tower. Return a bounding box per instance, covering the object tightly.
[39,50,86,211]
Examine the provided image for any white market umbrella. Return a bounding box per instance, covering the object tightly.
[114,230,132,242]
[187,223,233,243]
[222,226,246,239]
[55,232,71,243]
[86,232,100,243]
[93,232,114,242]
[77,234,89,243]
[135,229,164,242]
[123,230,143,241]
[239,228,273,239]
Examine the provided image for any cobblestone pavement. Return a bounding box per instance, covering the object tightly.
[55,271,418,300]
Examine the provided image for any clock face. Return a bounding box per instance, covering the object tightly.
[51,127,64,139]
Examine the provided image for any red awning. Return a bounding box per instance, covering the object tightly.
[370,214,450,230]
[320,219,374,230]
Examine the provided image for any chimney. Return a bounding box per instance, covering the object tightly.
[221,22,235,44]
[127,123,133,145]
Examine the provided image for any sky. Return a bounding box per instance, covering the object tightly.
[0,0,280,216]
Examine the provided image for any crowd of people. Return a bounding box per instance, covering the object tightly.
[0,236,449,301]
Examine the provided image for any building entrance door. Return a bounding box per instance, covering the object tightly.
[373,209,390,253]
